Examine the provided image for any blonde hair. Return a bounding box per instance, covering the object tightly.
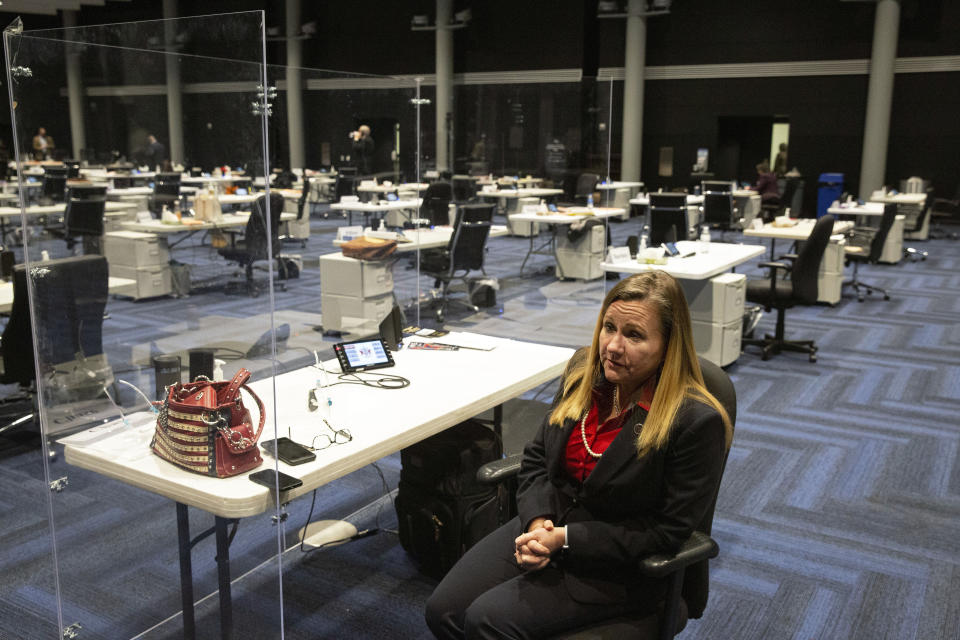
[549,271,732,455]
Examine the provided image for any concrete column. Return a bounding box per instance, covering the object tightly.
[62,10,86,161]
[163,0,184,166]
[286,0,306,171]
[435,0,454,172]
[858,0,900,198]
[620,0,646,182]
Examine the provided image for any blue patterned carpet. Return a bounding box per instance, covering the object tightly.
[1,211,958,639]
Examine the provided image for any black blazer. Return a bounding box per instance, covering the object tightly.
[516,382,726,604]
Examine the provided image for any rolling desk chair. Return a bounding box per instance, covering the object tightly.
[701,191,738,239]
[929,185,959,239]
[63,160,81,179]
[41,165,68,204]
[0,255,113,439]
[64,197,106,255]
[67,184,108,200]
[420,220,491,322]
[452,176,478,203]
[648,193,689,246]
[903,188,933,261]
[452,202,495,226]
[560,172,600,207]
[149,174,181,218]
[475,352,737,640]
[218,192,285,296]
[844,203,896,302]
[283,175,311,247]
[743,214,835,362]
[421,181,454,227]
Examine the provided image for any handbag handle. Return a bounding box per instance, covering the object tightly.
[215,381,266,454]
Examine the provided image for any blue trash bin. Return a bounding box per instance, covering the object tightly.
[816,172,844,218]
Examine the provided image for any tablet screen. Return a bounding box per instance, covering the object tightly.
[334,338,395,373]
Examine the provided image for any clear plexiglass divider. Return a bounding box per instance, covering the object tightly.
[2,11,290,639]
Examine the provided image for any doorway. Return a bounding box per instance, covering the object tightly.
[716,116,789,184]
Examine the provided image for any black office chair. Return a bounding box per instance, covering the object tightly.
[64,197,106,255]
[648,193,689,246]
[452,176,478,203]
[421,181,454,227]
[844,203,896,302]
[63,160,81,179]
[903,188,933,262]
[41,165,68,204]
[0,255,113,439]
[476,353,736,640]
[334,174,359,205]
[743,214,835,362]
[778,178,800,216]
[282,176,310,248]
[67,184,108,200]
[452,202,495,226]
[421,221,491,322]
[560,172,600,207]
[701,191,738,239]
[928,184,959,240]
[218,192,285,296]
[149,175,181,218]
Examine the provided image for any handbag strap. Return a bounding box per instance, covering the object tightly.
[223,368,251,404]
[215,381,266,454]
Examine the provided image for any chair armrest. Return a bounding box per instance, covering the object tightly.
[476,453,523,485]
[638,531,719,578]
[757,260,791,272]
[778,253,798,261]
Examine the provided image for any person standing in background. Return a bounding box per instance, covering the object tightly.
[754,161,780,204]
[32,127,54,161]
[144,134,166,170]
[773,143,788,177]
[350,124,375,175]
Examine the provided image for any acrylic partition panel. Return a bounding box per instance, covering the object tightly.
[2,12,288,639]
[403,78,621,338]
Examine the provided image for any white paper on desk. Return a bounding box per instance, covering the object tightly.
[607,246,632,264]
[424,332,499,351]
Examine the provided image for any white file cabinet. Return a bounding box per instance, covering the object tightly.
[103,231,172,299]
[507,197,540,237]
[817,235,846,305]
[320,252,394,333]
[555,224,605,281]
[682,273,745,367]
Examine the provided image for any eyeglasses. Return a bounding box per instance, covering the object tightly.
[307,418,353,451]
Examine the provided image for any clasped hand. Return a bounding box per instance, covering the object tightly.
[514,518,564,571]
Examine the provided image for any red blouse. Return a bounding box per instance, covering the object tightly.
[564,388,651,483]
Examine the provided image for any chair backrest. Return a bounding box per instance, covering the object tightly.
[63,160,81,178]
[575,173,600,199]
[156,172,181,184]
[2,256,109,385]
[701,180,735,194]
[449,222,491,272]
[296,176,311,219]
[454,202,495,227]
[703,192,735,226]
[779,178,800,214]
[335,174,358,200]
[452,176,478,202]
[43,166,68,202]
[153,181,180,198]
[68,184,108,200]
[65,198,106,239]
[868,204,898,261]
[649,193,688,245]
[791,214,835,303]
[423,181,454,226]
[244,192,285,259]
[907,187,934,232]
[683,355,737,617]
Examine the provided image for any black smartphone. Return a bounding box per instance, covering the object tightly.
[262,437,316,465]
[661,242,680,257]
[249,468,303,492]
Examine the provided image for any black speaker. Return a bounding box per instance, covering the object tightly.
[152,355,181,400]
[188,348,215,382]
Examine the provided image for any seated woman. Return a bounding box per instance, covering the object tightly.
[755,161,780,205]
[425,271,733,639]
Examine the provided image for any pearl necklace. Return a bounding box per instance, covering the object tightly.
[581,387,621,459]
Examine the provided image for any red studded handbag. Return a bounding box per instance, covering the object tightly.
[151,368,265,478]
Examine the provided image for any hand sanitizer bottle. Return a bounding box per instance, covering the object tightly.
[587,194,594,209]
[699,225,711,252]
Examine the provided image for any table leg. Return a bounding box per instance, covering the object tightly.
[519,233,535,275]
[550,226,561,279]
[176,503,196,640]
[215,516,234,640]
